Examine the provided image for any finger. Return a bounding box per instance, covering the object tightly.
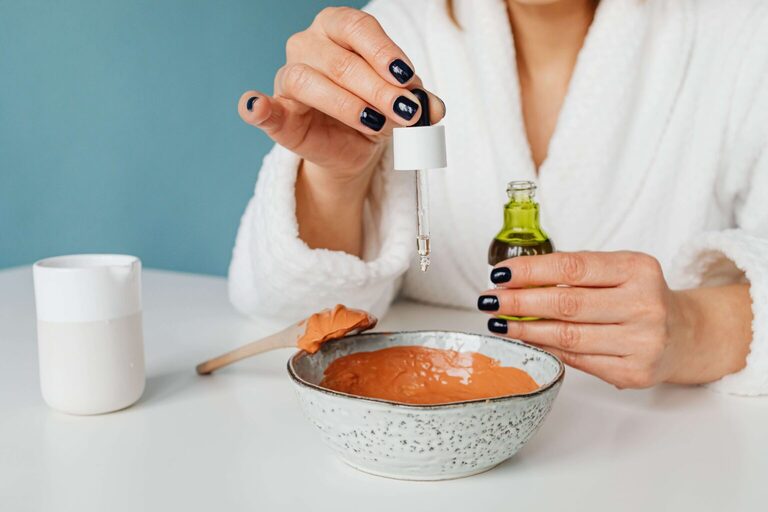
[409,76,447,125]
[487,318,631,356]
[315,7,417,87]
[491,251,639,288]
[301,37,422,126]
[276,63,388,135]
[238,90,293,134]
[238,90,328,152]
[478,287,630,323]
[524,344,631,386]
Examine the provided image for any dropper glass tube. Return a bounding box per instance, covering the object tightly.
[415,169,430,271]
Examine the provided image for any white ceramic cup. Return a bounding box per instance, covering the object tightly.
[33,254,146,415]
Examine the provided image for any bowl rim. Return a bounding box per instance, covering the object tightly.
[286,330,565,410]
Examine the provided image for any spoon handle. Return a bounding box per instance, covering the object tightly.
[196,323,304,375]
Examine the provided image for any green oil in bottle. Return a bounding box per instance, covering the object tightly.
[488,180,554,321]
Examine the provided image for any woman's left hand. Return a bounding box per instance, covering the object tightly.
[479,251,696,389]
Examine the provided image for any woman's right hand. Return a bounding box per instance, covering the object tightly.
[237,7,446,188]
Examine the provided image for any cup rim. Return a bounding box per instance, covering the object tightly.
[34,254,140,270]
[287,330,565,409]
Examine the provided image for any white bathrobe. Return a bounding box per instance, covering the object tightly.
[228,0,768,395]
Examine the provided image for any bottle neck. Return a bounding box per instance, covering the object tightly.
[496,197,549,244]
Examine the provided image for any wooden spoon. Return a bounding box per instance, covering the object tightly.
[196,305,377,375]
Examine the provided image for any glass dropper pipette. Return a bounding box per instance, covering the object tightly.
[392,88,447,272]
[415,167,431,271]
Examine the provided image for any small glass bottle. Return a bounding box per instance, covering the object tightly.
[488,180,554,321]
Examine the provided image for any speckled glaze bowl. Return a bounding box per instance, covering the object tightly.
[287,331,564,481]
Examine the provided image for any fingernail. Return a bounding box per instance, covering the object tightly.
[246,96,258,111]
[477,295,500,311]
[488,318,508,334]
[389,59,414,84]
[393,95,419,121]
[360,108,385,131]
[490,267,512,284]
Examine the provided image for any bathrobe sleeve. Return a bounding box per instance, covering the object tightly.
[228,144,413,322]
[673,13,768,396]
[227,0,423,323]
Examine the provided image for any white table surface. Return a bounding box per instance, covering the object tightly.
[1,266,766,511]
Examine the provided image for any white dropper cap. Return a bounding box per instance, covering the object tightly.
[392,124,447,171]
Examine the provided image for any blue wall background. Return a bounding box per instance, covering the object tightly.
[0,0,366,275]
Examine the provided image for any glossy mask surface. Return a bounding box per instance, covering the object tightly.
[296,304,377,354]
[320,346,539,404]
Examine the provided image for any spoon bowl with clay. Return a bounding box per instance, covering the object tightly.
[195,304,377,375]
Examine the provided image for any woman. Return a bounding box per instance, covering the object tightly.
[229,0,768,395]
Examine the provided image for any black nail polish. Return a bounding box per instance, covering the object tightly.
[389,59,414,84]
[393,96,419,121]
[360,108,385,131]
[488,318,508,334]
[490,267,512,284]
[246,96,258,111]
[477,295,500,311]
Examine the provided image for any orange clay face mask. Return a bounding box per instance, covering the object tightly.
[320,346,539,405]
[296,305,377,354]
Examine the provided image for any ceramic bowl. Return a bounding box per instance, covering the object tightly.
[287,331,564,481]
